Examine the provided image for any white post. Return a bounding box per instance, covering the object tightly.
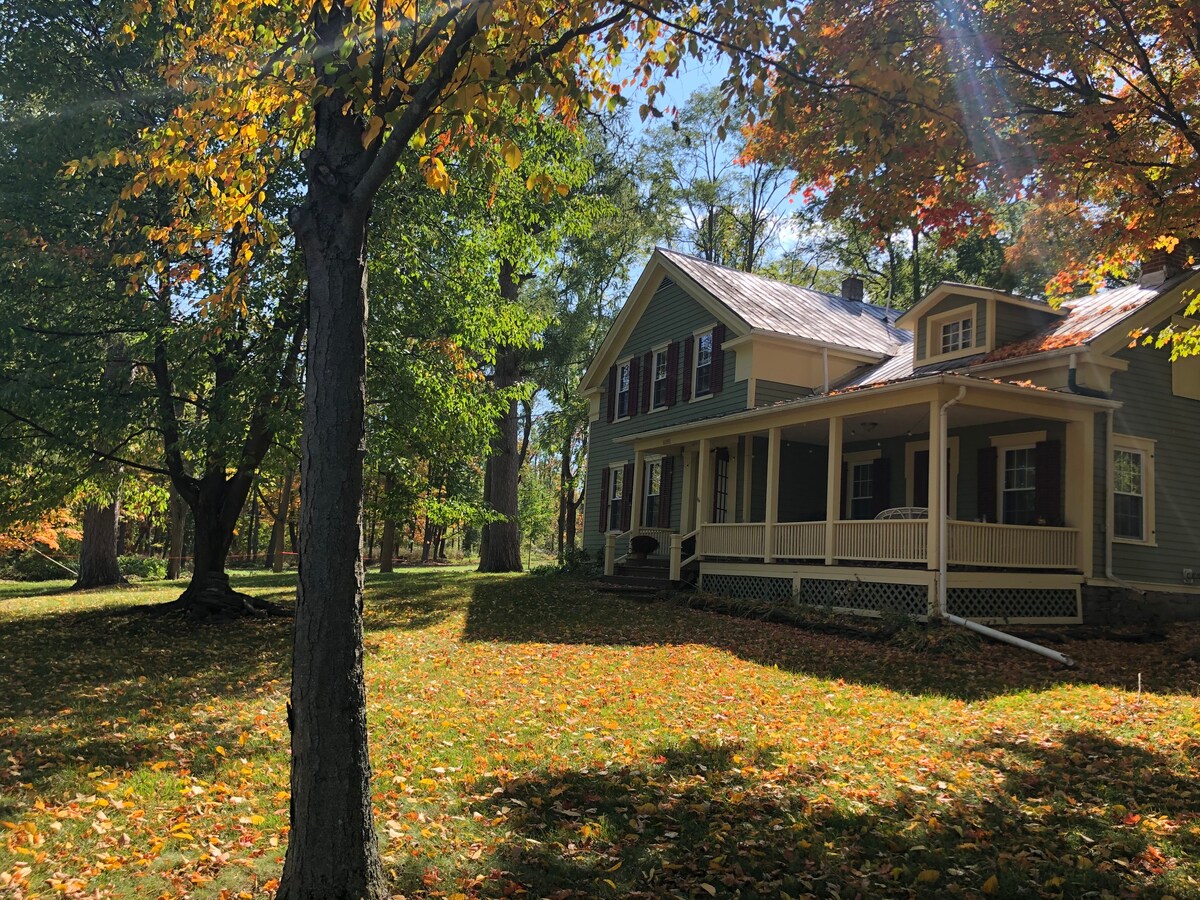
[1065,414,1095,576]
[680,447,697,534]
[696,438,712,558]
[604,532,616,576]
[669,533,682,582]
[824,416,842,565]
[764,427,781,562]
[630,450,646,536]
[927,398,943,575]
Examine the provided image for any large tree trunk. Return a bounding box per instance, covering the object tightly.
[478,261,525,573]
[167,485,186,580]
[277,88,384,900]
[74,500,126,589]
[268,464,295,573]
[378,518,396,573]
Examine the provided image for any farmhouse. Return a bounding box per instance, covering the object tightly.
[580,247,1200,624]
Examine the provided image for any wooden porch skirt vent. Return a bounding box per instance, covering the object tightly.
[702,574,794,604]
[946,586,1080,622]
[798,578,928,617]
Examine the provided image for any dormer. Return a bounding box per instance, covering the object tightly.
[897,283,1065,366]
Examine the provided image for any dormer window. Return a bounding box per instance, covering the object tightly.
[940,314,974,354]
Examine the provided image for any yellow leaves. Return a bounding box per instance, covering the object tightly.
[362,115,385,149]
[982,874,999,893]
[502,141,523,170]
[421,155,455,194]
[916,869,940,883]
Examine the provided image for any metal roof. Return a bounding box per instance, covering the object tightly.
[659,248,908,356]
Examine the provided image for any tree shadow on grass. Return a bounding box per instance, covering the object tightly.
[0,594,293,805]
[410,731,1198,898]
[461,577,1200,701]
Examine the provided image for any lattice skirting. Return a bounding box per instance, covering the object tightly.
[702,573,794,603]
[799,578,928,617]
[699,565,1083,624]
[947,586,1079,622]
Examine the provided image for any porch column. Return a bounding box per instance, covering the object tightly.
[680,447,697,534]
[1065,414,1096,576]
[741,439,753,522]
[824,416,842,565]
[926,399,943,572]
[630,450,646,534]
[764,427,781,562]
[696,438,712,555]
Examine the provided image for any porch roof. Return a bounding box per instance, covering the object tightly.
[614,372,1120,447]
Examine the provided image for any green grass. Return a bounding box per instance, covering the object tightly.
[2,570,1199,898]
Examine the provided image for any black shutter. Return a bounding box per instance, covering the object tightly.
[658,456,675,528]
[598,467,610,532]
[711,323,727,394]
[620,462,634,531]
[682,335,694,401]
[665,342,679,407]
[912,449,930,508]
[606,366,616,423]
[871,457,892,517]
[977,446,998,523]
[642,350,653,412]
[627,357,640,418]
[1035,439,1063,525]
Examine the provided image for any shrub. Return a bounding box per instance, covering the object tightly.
[0,551,75,582]
[629,534,659,555]
[119,555,167,580]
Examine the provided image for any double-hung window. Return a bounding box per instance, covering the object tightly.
[694,330,714,396]
[643,459,662,526]
[608,466,624,531]
[1113,436,1155,543]
[616,361,631,419]
[652,348,669,409]
[940,314,974,354]
[850,462,874,519]
[1001,446,1037,525]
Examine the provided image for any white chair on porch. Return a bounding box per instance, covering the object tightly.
[875,506,928,520]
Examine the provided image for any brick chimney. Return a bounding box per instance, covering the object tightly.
[841,275,864,302]
[1139,241,1193,287]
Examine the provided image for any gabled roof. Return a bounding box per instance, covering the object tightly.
[894,281,1064,329]
[836,268,1199,389]
[658,249,907,356]
[580,248,909,393]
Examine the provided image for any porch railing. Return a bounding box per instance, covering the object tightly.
[699,523,765,558]
[948,520,1078,570]
[832,520,927,564]
[773,522,826,559]
[688,519,1079,570]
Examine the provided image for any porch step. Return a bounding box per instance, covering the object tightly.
[602,573,672,590]
[615,563,670,579]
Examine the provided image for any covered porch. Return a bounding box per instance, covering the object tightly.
[604,376,1116,620]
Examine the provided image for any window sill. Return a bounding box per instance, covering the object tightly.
[1113,536,1157,548]
[689,392,713,403]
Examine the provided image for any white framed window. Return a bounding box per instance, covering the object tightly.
[652,346,669,409]
[608,465,625,530]
[693,329,714,397]
[643,458,662,525]
[843,449,881,520]
[1001,445,1037,525]
[925,305,979,360]
[1113,434,1155,544]
[616,359,631,419]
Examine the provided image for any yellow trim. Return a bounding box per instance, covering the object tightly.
[1111,433,1156,547]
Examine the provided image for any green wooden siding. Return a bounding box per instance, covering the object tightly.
[992,303,1058,349]
[914,294,987,360]
[583,278,747,552]
[1093,333,1200,585]
[755,380,813,407]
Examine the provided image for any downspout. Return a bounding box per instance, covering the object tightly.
[822,347,830,394]
[937,385,1075,667]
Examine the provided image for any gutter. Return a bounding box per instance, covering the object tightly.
[936,385,1076,668]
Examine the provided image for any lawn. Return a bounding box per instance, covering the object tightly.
[1,570,1199,899]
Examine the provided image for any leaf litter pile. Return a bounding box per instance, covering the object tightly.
[1,570,1199,898]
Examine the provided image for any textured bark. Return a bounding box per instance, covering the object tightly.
[167,485,186,580]
[379,518,396,573]
[74,500,126,589]
[277,72,384,900]
[269,465,295,573]
[478,263,525,573]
